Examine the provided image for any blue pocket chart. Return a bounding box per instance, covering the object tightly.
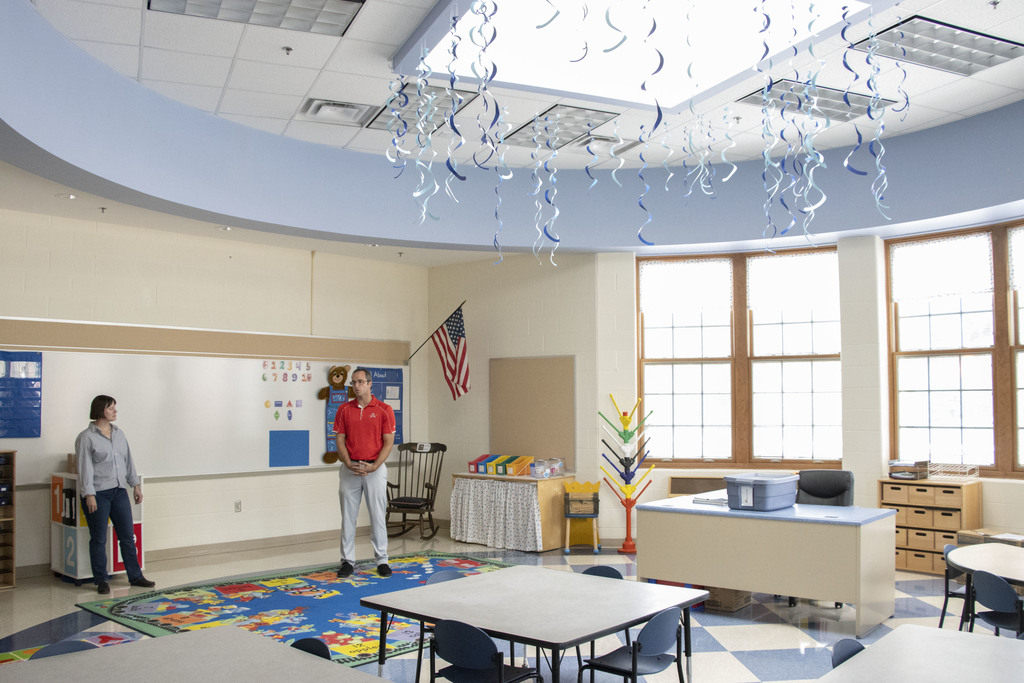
[0,351,42,438]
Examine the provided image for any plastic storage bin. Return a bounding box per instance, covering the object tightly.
[724,473,799,511]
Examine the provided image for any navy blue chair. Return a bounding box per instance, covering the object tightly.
[575,566,629,677]
[290,636,331,660]
[969,570,1024,637]
[430,619,541,683]
[938,544,971,630]
[417,570,467,682]
[30,640,98,659]
[576,607,684,683]
[830,638,864,668]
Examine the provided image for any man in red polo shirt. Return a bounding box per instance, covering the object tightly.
[333,367,396,578]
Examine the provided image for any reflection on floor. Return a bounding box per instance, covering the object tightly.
[0,533,989,682]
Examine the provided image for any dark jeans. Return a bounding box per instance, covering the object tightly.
[82,487,143,583]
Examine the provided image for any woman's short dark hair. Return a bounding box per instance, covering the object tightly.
[89,395,116,420]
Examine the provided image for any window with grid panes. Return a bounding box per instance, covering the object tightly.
[638,258,733,460]
[890,233,995,467]
[748,251,842,461]
[1008,227,1024,467]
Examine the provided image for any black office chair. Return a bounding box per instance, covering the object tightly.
[416,570,466,683]
[969,570,1024,637]
[577,607,684,683]
[789,470,854,608]
[429,619,542,683]
[290,636,332,660]
[830,638,864,668]
[575,566,631,679]
[29,640,98,659]
[795,470,855,506]
[938,544,971,630]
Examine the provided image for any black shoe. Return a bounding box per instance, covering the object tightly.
[377,563,392,578]
[337,561,354,578]
[129,577,156,588]
[97,581,110,595]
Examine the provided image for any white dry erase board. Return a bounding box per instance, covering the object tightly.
[2,351,405,483]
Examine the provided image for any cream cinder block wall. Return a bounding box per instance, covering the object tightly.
[0,209,429,569]
[424,253,605,527]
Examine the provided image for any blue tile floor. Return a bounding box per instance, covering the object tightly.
[0,534,1000,682]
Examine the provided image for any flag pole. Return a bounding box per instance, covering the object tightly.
[407,300,466,363]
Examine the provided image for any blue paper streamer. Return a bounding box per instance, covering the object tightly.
[384,77,411,179]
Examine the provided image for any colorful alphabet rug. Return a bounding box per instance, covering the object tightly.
[76,552,510,667]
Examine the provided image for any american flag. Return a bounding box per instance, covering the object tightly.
[431,305,470,400]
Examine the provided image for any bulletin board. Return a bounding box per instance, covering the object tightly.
[489,356,575,470]
[0,319,409,484]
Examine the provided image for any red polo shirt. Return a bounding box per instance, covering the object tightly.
[333,396,396,461]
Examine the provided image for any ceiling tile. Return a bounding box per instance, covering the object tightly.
[228,59,320,96]
[142,80,225,112]
[235,25,340,68]
[141,47,233,87]
[142,9,245,58]
[219,89,302,119]
[75,41,141,79]
[345,0,432,48]
[323,38,395,78]
[34,0,141,45]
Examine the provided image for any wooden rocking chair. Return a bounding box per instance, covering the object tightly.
[386,442,447,539]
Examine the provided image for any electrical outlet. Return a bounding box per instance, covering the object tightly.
[234,500,242,513]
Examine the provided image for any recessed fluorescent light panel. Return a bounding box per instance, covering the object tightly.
[147,0,364,37]
[737,80,897,122]
[366,83,477,132]
[854,16,1024,76]
[394,0,883,112]
[505,105,619,149]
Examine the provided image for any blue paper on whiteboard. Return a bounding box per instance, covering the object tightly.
[269,430,309,468]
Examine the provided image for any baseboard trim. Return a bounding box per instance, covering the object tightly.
[146,521,452,563]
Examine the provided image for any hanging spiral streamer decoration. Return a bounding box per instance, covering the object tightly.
[443,12,467,201]
[890,23,911,122]
[468,0,501,171]
[412,47,441,223]
[636,5,663,247]
[608,118,626,188]
[865,15,891,220]
[542,114,562,265]
[795,13,828,240]
[719,108,738,183]
[529,115,547,262]
[492,105,513,264]
[603,6,627,53]
[660,118,675,192]
[384,76,411,179]
[840,5,868,177]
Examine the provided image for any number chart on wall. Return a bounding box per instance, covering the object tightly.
[2,351,405,483]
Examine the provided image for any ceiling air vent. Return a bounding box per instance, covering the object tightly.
[300,99,378,126]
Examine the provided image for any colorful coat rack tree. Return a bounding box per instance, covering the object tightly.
[598,394,654,554]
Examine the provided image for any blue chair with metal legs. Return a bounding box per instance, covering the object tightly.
[430,619,541,683]
[969,570,1024,637]
[577,607,684,683]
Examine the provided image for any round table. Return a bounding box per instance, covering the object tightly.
[947,543,1024,585]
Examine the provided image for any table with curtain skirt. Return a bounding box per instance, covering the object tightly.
[450,473,574,551]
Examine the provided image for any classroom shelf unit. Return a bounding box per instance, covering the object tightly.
[50,472,144,584]
[0,451,14,590]
[878,477,982,575]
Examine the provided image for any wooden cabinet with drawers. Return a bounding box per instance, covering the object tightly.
[878,478,982,575]
[0,451,13,590]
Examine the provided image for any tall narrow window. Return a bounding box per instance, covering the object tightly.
[891,234,995,466]
[748,251,842,461]
[639,259,732,460]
